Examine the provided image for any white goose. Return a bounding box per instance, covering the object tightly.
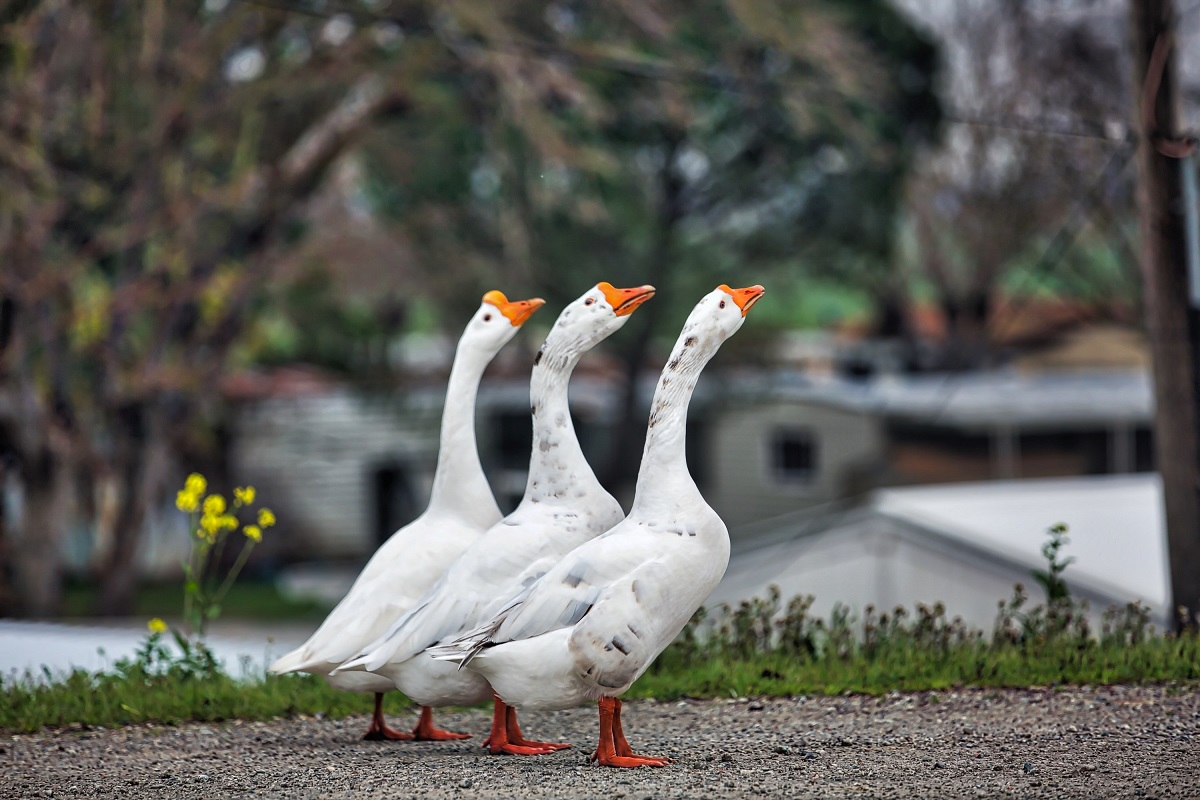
[432,284,764,767]
[336,281,656,755]
[268,290,544,741]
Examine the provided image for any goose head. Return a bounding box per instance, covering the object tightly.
[676,284,765,356]
[537,282,656,364]
[460,290,546,354]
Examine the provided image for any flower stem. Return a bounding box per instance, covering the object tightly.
[207,530,229,601]
[183,511,199,635]
[212,539,255,612]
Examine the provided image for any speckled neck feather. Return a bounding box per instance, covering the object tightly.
[523,333,599,504]
[632,318,722,511]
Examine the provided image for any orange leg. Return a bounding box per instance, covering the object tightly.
[503,703,571,751]
[591,697,669,768]
[410,705,472,741]
[482,695,566,756]
[362,692,414,741]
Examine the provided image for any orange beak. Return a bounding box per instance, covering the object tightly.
[718,284,765,317]
[598,282,656,317]
[482,290,546,327]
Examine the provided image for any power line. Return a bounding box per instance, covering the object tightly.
[942,113,1121,143]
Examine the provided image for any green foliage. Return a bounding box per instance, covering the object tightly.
[636,524,1197,699]
[246,267,408,375]
[0,667,410,735]
[633,588,1198,701]
[993,524,1091,646]
[1032,522,1074,603]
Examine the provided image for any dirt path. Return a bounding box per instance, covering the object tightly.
[4,685,1198,799]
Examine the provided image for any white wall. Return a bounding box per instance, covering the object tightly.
[708,401,883,527]
[231,391,439,558]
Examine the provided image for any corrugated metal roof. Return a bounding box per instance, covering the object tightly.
[730,369,1153,429]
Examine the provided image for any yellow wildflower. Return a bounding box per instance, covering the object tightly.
[243,524,262,543]
[175,489,200,513]
[147,618,168,634]
[185,473,207,495]
[200,513,224,536]
[257,508,276,528]
[203,494,226,515]
[219,514,239,531]
[233,486,256,506]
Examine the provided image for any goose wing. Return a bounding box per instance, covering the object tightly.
[341,517,577,672]
[436,524,665,663]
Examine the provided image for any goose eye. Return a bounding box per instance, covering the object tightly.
[719,300,726,309]
[584,298,594,306]
[483,313,492,321]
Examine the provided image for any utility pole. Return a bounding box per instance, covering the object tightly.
[1130,0,1200,631]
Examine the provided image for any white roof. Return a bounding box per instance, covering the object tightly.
[871,371,1153,428]
[745,369,1153,429]
[874,474,1168,609]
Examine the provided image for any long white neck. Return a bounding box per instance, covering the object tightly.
[426,339,501,526]
[522,340,603,504]
[631,329,718,515]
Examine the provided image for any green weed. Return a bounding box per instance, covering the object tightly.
[634,524,1199,700]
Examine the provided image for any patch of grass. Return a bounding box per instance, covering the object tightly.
[61,580,329,622]
[629,583,1200,701]
[629,630,1200,701]
[0,670,413,733]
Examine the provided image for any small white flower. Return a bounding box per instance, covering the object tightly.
[224,46,266,83]
[815,145,848,174]
[544,4,578,35]
[470,164,501,199]
[675,147,710,183]
[321,14,356,47]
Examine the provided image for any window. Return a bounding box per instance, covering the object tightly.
[493,410,532,470]
[772,429,817,483]
[373,462,417,545]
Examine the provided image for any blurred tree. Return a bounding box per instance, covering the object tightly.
[903,0,1138,368]
[0,0,411,615]
[358,0,941,491]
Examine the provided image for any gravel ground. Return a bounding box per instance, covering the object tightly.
[4,685,1198,799]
